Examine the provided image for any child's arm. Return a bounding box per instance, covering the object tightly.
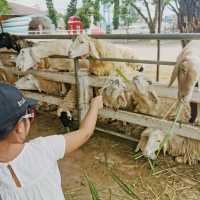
[63,96,103,154]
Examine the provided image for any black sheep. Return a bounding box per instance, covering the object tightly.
[0,32,34,53]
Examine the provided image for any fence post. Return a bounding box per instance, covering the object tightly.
[74,58,92,124]
[156,0,161,82]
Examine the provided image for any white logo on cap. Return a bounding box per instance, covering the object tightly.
[17,97,26,107]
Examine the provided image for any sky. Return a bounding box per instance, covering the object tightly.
[8,0,75,14]
[8,0,173,16]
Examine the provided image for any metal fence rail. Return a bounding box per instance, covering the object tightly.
[19,33,200,40]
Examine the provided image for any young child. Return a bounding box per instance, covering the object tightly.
[0,83,103,200]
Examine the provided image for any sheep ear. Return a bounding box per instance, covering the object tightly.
[118,95,127,107]
[149,91,159,103]
[133,80,143,93]
[33,78,41,92]
[0,72,7,81]
[169,64,179,87]
[89,40,100,59]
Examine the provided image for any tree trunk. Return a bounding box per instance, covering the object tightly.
[179,0,200,45]
[113,0,120,29]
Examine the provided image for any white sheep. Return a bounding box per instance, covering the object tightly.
[101,76,133,110]
[15,74,67,96]
[101,74,160,115]
[68,34,140,76]
[131,75,160,115]
[169,40,200,102]
[16,40,73,72]
[136,128,200,165]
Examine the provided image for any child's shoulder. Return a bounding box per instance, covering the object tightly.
[27,135,65,161]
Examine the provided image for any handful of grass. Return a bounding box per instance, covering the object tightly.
[85,174,101,200]
[111,171,143,200]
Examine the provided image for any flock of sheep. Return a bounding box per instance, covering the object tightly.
[0,32,200,165]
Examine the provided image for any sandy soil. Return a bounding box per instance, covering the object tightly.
[29,112,200,200]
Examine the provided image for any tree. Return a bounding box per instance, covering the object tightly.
[120,0,139,33]
[76,0,102,29]
[113,0,120,29]
[64,0,77,28]
[168,0,200,45]
[102,0,120,29]
[129,0,170,33]
[46,0,57,28]
[169,0,200,33]
[0,0,10,15]
[93,0,100,25]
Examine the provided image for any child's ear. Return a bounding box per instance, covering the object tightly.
[15,121,24,134]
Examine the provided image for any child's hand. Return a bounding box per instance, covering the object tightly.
[90,96,103,110]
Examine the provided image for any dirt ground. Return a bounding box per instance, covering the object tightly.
[28,112,200,200]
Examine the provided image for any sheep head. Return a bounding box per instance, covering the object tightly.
[15,74,41,92]
[16,48,37,71]
[0,32,34,53]
[68,34,100,59]
[101,77,129,110]
[0,32,20,52]
[169,56,200,102]
[137,128,165,160]
[132,75,159,114]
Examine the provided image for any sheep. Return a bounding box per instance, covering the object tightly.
[15,74,76,130]
[101,76,133,110]
[57,85,76,116]
[56,85,77,131]
[0,48,17,67]
[0,32,34,53]
[16,40,74,72]
[68,34,140,76]
[101,74,161,116]
[169,40,200,124]
[0,68,17,84]
[131,75,160,115]
[136,128,200,165]
[36,57,89,72]
[15,74,68,96]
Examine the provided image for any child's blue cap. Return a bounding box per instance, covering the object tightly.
[0,83,37,138]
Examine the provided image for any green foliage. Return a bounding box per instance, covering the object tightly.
[0,0,10,15]
[64,0,77,28]
[46,0,57,28]
[120,0,138,28]
[76,7,91,29]
[76,0,103,29]
[93,0,101,25]
[113,0,120,29]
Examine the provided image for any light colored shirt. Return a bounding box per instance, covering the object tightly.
[0,135,66,200]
